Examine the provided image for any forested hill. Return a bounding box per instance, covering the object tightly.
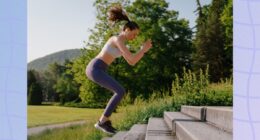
[28,49,82,71]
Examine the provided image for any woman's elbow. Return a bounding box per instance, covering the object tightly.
[127,59,136,66]
[129,61,136,66]
[124,55,136,66]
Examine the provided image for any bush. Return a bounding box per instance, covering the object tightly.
[171,66,232,111]
[117,95,174,130]
[184,90,232,106]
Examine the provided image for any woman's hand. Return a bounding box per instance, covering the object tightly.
[142,39,152,53]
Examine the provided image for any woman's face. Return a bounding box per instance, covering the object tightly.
[124,28,140,40]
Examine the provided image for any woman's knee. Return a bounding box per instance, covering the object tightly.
[115,86,126,97]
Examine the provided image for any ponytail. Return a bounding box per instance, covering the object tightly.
[108,5,130,23]
[108,5,139,31]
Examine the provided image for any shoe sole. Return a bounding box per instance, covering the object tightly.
[94,123,115,135]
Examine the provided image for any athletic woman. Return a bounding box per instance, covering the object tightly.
[86,5,152,135]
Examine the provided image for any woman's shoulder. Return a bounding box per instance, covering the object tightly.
[105,36,118,46]
[108,36,125,49]
[110,35,122,43]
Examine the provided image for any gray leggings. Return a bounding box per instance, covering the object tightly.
[86,58,125,117]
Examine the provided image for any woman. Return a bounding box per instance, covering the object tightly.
[86,5,152,135]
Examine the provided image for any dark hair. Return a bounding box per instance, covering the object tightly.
[108,5,139,31]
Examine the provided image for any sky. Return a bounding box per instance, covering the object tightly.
[28,0,211,62]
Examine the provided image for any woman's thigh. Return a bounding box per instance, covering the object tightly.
[91,69,125,94]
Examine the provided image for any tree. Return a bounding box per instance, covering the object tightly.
[124,0,193,97]
[192,0,210,76]
[42,62,67,102]
[28,70,37,96]
[193,0,228,82]
[53,60,80,104]
[221,0,232,49]
[221,0,233,78]
[28,70,43,105]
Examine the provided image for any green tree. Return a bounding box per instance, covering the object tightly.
[41,62,65,102]
[192,0,210,77]
[28,70,43,105]
[193,0,228,82]
[221,0,233,77]
[28,70,37,96]
[124,0,193,97]
[53,60,80,104]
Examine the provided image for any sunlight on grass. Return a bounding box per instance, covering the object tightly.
[28,106,104,127]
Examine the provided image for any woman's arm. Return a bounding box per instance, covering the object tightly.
[124,49,145,66]
[113,37,152,66]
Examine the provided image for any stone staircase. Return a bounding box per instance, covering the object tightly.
[102,105,233,140]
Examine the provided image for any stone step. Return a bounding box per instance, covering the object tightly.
[110,131,128,140]
[206,107,233,133]
[146,118,174,140]
[145,135,177,140]
[124,124,147,140]
[163,112,197,134]
[181,106,206,121]
[101,137,111,140]
[176,121,232,140]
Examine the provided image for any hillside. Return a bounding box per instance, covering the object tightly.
[28,49,82,71]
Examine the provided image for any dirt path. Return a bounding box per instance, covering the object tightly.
[28,120,86,136]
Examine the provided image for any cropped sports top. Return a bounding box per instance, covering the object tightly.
[100,42,122,58]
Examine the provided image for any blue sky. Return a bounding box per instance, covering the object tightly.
[28,0,211,62]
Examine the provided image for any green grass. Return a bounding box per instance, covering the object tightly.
[28,121,106,140]
[28,106,104,127]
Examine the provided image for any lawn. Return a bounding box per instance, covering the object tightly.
[28,106,104,128]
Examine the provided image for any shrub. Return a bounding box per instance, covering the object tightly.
[171,66,232,110]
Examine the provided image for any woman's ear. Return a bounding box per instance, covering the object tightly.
[124,28,130,32]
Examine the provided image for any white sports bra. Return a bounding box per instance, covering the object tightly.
[100,42,122,58]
